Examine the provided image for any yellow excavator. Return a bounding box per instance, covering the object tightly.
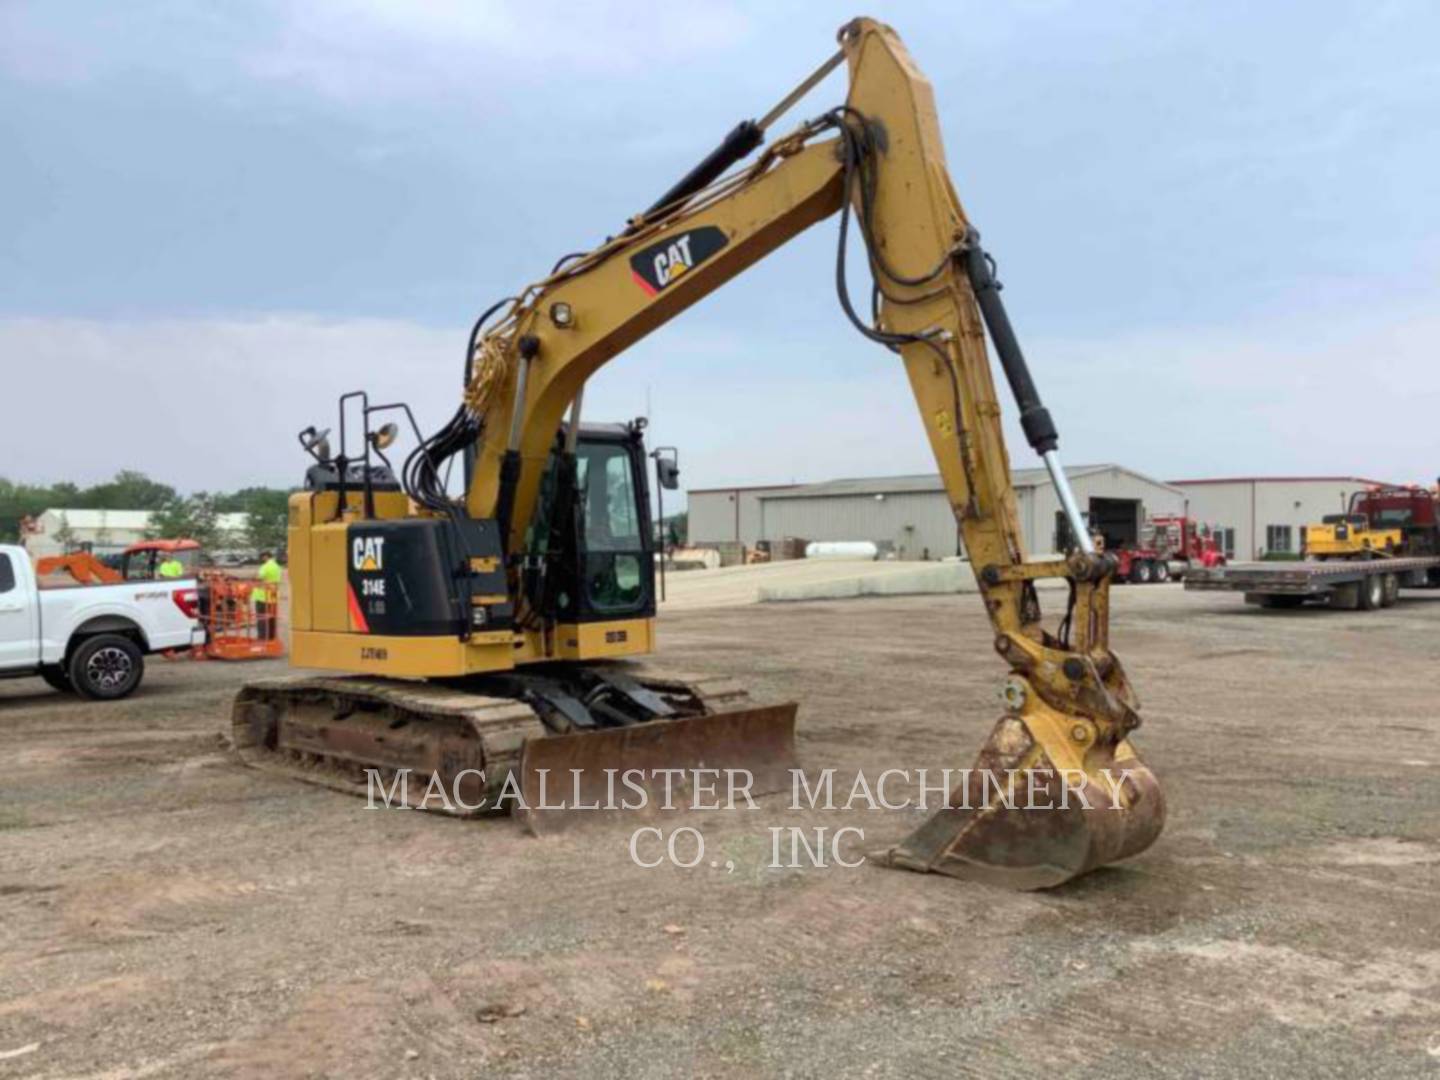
[232,17,1164,889]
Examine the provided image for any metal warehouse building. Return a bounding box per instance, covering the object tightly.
[1169,476,1394,562]
[690,465,1185,560]
[22,508,252,559]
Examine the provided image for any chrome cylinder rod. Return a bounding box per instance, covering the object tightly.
[1043,449,1094,555]
[563,385,585,454]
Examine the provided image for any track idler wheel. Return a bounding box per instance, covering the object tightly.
[881,681,1164,889]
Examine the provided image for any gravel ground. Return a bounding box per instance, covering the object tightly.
[2,584,1439,1078]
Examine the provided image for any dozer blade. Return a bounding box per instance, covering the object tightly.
[881,710,1165,890]
[516,702,798,834]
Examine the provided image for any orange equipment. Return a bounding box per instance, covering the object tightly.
[33,552,123,586]
[162,572,284,662]
[199,574,284,660]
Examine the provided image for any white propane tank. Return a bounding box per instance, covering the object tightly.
[804,541,880,561]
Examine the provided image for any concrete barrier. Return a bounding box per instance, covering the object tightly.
[660,557,1070,610]
[757,560,1072,603]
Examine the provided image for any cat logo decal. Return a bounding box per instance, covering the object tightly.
[630,226,729,296]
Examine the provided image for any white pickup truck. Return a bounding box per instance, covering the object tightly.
[0,544,204,700]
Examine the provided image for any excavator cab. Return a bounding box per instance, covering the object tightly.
[523,422,657,628]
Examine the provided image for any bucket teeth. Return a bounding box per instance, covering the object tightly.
[881,710,1165,890]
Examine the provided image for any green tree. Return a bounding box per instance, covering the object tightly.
[664,511,688,547]
[145,494,220,549]
[53,512,77,553]
[240,491,290,554]
[0,477,59,542]
[82,470,176,510]
[0,471,178,541]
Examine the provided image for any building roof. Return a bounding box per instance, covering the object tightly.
[1169,475,1394,487]
[40,509,153,530]
[735,464,1183,501]
[38,509,250,532]
[685,482,803,497]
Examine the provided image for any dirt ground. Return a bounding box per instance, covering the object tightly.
[3,584,1440,1078]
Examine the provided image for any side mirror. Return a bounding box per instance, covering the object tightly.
[656,458,680,491]
[299,425,333,463]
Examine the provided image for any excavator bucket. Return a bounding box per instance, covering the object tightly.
[516,702,798,833]
[882,707,1165,890]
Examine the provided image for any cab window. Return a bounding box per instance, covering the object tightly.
[1372,507,1413,527]
[0,553,14,594]
[578,445,642,552]
[124,551,155,581]
[576,442,645,613]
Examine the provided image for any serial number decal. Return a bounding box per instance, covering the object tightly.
[360,647,389,661]
[605,630,629,644]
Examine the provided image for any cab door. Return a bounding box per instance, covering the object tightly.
[573,437,655,622]
[0,551,39,670]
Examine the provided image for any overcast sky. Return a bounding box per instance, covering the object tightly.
[3,1,1438,500]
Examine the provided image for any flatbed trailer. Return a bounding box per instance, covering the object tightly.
[1185,556,1440,610]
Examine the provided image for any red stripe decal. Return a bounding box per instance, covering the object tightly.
[347,584,370,633]
[631,269,657,297]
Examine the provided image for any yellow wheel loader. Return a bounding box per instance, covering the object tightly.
[1306,490,1406,560]
[231,17,1164,889]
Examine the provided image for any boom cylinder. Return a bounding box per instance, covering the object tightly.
[962,233,1093,555]
[644,121,763,217]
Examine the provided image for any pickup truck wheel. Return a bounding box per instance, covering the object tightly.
[40,665,73,694]
[1357,573,1384,611]
[69,634,145,700]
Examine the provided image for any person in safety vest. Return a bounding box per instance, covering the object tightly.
[157,552,185,579]
[254,551,283,641]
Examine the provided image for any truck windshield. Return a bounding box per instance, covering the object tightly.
[1372,508,1413,527]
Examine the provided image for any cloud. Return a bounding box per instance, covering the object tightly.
[0,0,751,104]
[0,309,935,498]
[4,301,1438,501]
[0,314,456,491]
[1031,306,1440,484]
[250,0,752,101]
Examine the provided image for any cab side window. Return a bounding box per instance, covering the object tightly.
[0,553,14,594]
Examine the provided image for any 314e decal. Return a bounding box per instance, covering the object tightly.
[630,226,729,296]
